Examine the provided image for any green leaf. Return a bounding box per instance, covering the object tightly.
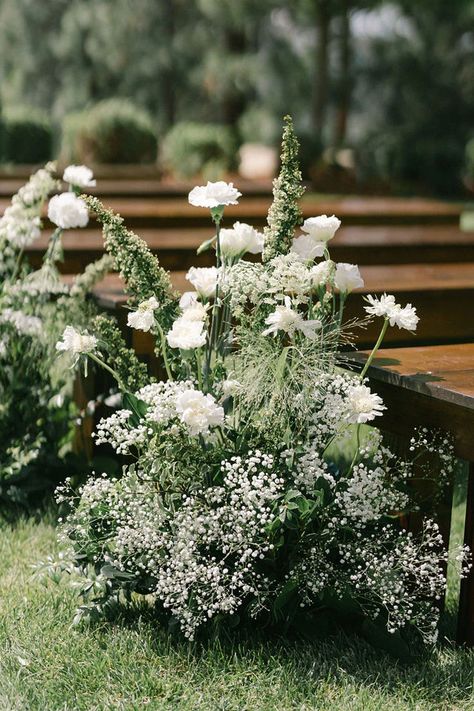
[196,235,217,254]
[123,392,148,426]
[274,579,298,613]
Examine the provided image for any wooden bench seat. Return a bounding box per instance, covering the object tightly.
[64,261,474,347]
[2,195,463,229]
[26,224,474,273]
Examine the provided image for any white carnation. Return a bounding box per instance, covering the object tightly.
[345,384,385,424]
[63,165,96,188]
[301,214,341,243]
[219,221,264,258]
[186,267,219,299]
[56,325,97,354]
[188,181,241,208]
[310,260,333,287]
[166,318,206,349]
[291,233,326,261]
[334,263,364,293]
[48,193,89,229]
[175,389,224,435]
[179,291,199,309]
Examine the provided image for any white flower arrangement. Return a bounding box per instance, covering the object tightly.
[51,118,468,647]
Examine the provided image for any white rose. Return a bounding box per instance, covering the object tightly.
[291,233,326,261]
[63,165,96,188]
[186,267,219,299]
[334,263,364,293]
[310,260,333,287]
[48,193,89,229]
[175,388,224,435]
[166,318,206,349]
[127,297,159,332]
[219,221,264,258]
[188,181,242,208]
[56,325,97,354]
[301,214,341,243]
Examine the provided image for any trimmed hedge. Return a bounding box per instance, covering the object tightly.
[162,122,237,179]
[1,108,53,164]
[61,99,157,164]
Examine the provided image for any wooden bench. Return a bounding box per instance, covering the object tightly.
[1,195,463,229]
[346,344,474,645]
[81,262,474,348]
[26,224,474,273]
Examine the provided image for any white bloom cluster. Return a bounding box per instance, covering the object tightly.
[0,308,43,337]
[0,164,57,249]
[175,389,224,435]
[335,462,408,523]
[344,383,385,424]
[365,294,419,332]
[94,410,151,455]
[167,318,206,350]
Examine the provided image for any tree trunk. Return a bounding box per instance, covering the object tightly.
[312,1,331,137]
[334,2,351,146]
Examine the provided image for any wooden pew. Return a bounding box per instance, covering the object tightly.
[346,344,474,645]
[1,195,463,229]
[66,262,474,349]
[26,224,474,273]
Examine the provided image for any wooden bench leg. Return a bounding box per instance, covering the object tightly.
[457,462,474,646]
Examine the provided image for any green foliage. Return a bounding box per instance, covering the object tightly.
[2,107,52,164]
[465,138,474,183]
[162,122,237,179]
[263,116,305,262]
[92,314,150,392]
[61,99,157,164]
[83,196,179,329]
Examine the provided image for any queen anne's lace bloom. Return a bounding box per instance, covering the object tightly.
[188,181,241,208]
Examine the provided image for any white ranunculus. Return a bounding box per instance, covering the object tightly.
[334,263,364,293]
[166,318,206,349]
[56,325,97,354]
[301,214,341,243]
[310,260,333,287]
[127,297,159,332]
[188,181,242,208]
[175,389,224,435]
[63,165,96,188]
[345,384,385,424]
[262,296,321,340]
[291,234,326,261]
[48,193,89,229]
[186,267,219,299]
[219,221,264,258]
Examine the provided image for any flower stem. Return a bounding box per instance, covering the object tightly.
[155,321,173,381]
[88,352,126,391]
[195,347,203,391]
[360,318,389,379]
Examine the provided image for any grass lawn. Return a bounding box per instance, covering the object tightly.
[0,480,473,710]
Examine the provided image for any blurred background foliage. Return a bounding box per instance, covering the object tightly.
[0,0,472,194]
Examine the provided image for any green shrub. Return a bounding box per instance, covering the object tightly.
[2,108,52,164]
[162,122,237,179]
[61,99,157,164]
[465,138,474,183]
